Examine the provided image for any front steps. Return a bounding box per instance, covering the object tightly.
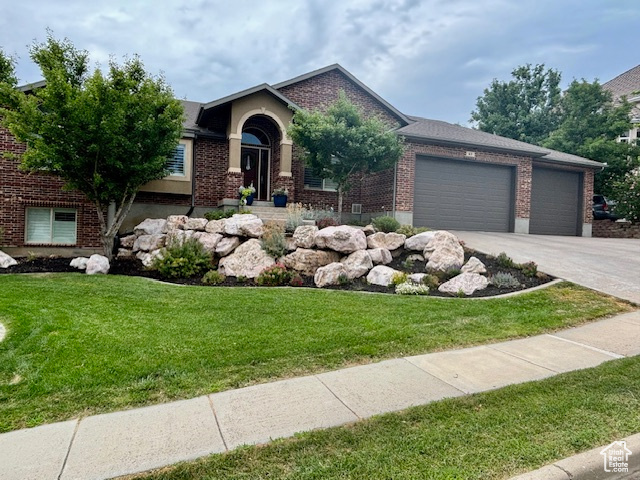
[246,202,289,224]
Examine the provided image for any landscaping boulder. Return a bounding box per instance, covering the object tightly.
[86,254,110,275]
[133,234,166,253]
[292,225,318,249]
[409,273,427,284]
[184,217,208,231]
[282,248,340,276]
[341,250,373,279]
[165,215,188,232]
[424,231,464,272]
[167,229,195,245]
[314,225,367,253]
[215,236,241,257]
[362,225,375,236]
[314,262,348,288]
[461,256,487,274]
[0,250,17,269]
[70,257,88,270]
[193,232,222,253]
[285,237,297,252]
[119,234,137,249]
[205,219,226,234]
[366,265,402,287]
[366,232,406,251]
[134,218,166,236]
[438,273,488,296]
[367,248,392,265]
[218,239,274,278]
[404,231,437,251]
[223,214,264,238]
[136,250,163,268]
[117,248,134,259]
[407,254,425,263]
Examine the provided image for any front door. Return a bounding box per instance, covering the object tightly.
[241,146,269,200]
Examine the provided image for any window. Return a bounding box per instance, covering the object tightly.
[26,208,77,244]
[242,128,270,146]
[167,144,186,176]
[303,168,338,191]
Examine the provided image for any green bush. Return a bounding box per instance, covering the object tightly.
[395,224,430,237]
[519,261,538,277]
[371,215,400,233]
[202,269,225,285]
[261,222,287,258]
[490,271,521,289]
[255,263,294,286]
[152,237,212,278]
[204,209,235,221]
[338,273,351,286]
[422,274,440,289]
[390,271,408,286]
[496,252,516,269]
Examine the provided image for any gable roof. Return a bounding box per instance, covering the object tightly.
[603,64,640,99]
[273,64,411,126]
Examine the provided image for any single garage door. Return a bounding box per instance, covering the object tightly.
[413,156,514,231]
[530,167,582,235]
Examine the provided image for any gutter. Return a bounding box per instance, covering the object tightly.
[185,135,198,217]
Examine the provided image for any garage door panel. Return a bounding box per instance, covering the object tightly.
[530,168,581,236]
[413,156,514,232]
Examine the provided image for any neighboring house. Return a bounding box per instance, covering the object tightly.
[603,64,640,144]
[0,64,602,256]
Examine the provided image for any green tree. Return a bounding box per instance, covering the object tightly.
[0,48,17,86]
[471,64,562,144]
[543,80,640,196]
[612,168,640,222]
[0,35,184,258]
[287,91,404,219]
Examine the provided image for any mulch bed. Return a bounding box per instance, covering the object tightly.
[1,248,553,298]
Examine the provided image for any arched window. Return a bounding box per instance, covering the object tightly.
[242,128,270,146]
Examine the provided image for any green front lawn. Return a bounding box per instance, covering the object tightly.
[0,274,632,433]
[131,356,640,480]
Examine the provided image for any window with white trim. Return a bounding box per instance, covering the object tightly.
[167,143,186,176]
[303,156,339,191]
[26,207,77,244]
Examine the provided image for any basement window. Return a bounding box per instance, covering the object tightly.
[26,207,77,244]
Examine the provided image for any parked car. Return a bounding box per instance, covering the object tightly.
[592,195,619,220]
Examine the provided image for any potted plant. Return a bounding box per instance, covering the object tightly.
[238,184,256,206]
[271,185,289,207]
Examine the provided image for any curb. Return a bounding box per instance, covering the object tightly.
[510,433,640,479]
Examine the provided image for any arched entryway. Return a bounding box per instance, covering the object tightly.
[241,127,271,201]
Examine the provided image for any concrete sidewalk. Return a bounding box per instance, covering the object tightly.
[1,311,639,480]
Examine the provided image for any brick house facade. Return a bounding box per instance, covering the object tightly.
[1,64,602,255]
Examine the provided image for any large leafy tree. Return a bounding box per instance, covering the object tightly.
[471,64,562,145]
[0,35,184,258]
[0,48,17,86]
[287,92,404,219]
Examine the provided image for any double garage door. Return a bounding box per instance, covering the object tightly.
[413,156,582,235]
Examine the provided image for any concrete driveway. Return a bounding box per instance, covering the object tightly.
[454,232,640,304]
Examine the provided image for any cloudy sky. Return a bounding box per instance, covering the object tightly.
[1,0,638,125]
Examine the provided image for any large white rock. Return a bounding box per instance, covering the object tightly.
[136,249,164,268]
[424,231,464,272]
[218,239,275,278]
[133,234,166,253]
[409,273,427,284]
[367,248,392,265]
[292,225,318,249]
[314,262,348,288]
[165,215,188,232]
[314,225,367,253]
[438,272,488,296]
[223,214,264,238]
[184,217,208,231]
[85,254,110,275]
[0,250,17,269]
[119,234,137,249]
[341,250,373,279]
[404,231,437,251]
[193,232,223,253]
[282,248,340,276]
[116,248,134,259]
[215,236,241,257]
[205,219,226,234]
[70,257,88,270]
[366,265,402,287]
[166,229,195,246]
[134,218,167,236]
[461,256,487,274]
[285,237,297,252]
[366,232,406,251]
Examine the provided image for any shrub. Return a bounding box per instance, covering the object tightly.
[261,222,287,258]
[371,215,400,233]
[422,274,440,289]
[337,273,351,286]
[395,224,430,237]
[519,261,538,277]
[289,274,304,287]
[204,209,234,221]
[317,217,339,229]
[285,203,305,233]
[236,275,248,284]
[202,269,225,285]
[401,258,415,270]
[390,271,408,286]
[496,252,515,269]
[152,237,212,278]
[395,282,430,295]
[490,271,521,289]
[255,263,293,286]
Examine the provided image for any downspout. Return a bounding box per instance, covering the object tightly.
[391,159,398,219]
[185,136,197,217]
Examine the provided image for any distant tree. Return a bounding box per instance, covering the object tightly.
[0,34,184,258]
[287,91,404,219]
[543,79,640,196]
[612,167,640,222]
[471,64,562,145]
